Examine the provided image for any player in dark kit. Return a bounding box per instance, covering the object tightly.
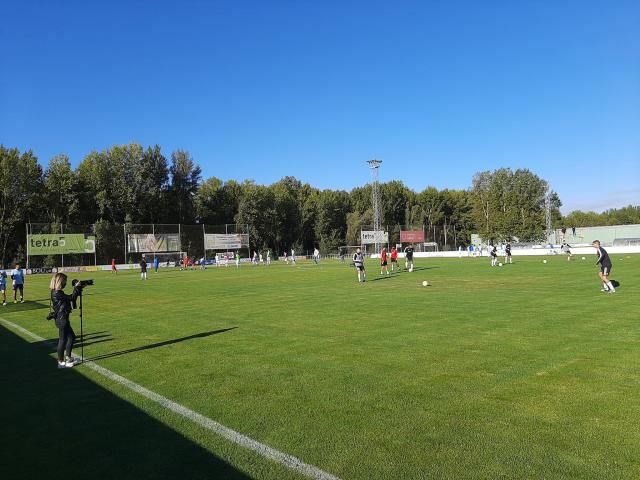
[490,244,498,267]
[140,258,148,281]
[504,243,512,264]
[592,240,615,293]
[352,248,366,283]
[404,245,414,272]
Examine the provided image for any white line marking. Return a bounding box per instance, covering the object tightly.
[0,318,340,480]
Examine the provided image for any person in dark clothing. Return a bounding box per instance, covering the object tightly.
[140,257,148,280]
[49,273,81,368]
[593,240,615,293]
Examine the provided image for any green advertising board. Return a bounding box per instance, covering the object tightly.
[28,234,96,255]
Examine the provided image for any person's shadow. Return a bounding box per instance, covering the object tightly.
[85,327,237,361]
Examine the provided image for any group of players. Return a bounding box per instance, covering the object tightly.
[0,262,25,305]
[351,245,415,283]
[353,240,617,293]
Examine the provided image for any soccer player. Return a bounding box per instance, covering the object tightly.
[390,246,398,272]
[560,242,572,261]
[283,251,289,264]
[154,256,160,272]
[504,243,512,264]
[0,270,7,306]
[111,258,117,274]
[140,257,148,280]
[352,247,366,283]
[11,262,24,303]
[380,247,389,275]
[404,244,414,272]
[235,251,240,268]
[291,248,296,264]
[266,249,271,265]
[183,255,189,271]
[313,247,320,264]
[490,244,498,266]
[593,240,615,293]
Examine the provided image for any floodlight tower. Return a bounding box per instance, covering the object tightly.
[367,159,383,252]
[545,188,553,245]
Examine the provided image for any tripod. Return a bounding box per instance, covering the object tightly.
[77,289,84,364]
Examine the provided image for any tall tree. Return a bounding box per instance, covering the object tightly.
[168,150,201,224]
[0,146,44,263]
[43,155,80,224]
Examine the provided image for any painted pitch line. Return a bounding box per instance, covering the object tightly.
[0,318,340,480]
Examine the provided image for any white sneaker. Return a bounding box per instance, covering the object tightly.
[64,357,76,367]
[2,302,6,306]
[58,361,70,369]
[600,288,609,292]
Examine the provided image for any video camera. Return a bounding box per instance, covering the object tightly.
[72,279,94,289]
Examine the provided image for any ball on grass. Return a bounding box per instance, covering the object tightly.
[422,280,429,287]
[498,263,503,267]
[581,256,585,260]
[543,259,547,264]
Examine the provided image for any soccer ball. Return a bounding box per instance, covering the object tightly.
[543,260,547,264]
[581,256,585,260]
[498,263,502,267]
[422,280,429,287]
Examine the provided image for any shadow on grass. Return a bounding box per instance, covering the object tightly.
[85,328,237,362]
[1,300,49,312]
[0,324,250,480]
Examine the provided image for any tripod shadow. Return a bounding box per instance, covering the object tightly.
[3,300,49,311]
[85,327,237,362]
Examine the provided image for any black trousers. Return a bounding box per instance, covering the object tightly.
[57,323,76,362]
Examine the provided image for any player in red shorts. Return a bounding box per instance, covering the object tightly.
[390,246,399,272]
[380,247,389,275]
[111,258,117,275]
[183,256,189,271]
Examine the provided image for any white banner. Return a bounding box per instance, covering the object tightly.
[204,233,249,250]
[361,230,388,244]
[127,233,180,253]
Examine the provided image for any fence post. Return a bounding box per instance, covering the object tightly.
[61,224,65,268]
[25,223,29,270]
[124,224,127,265]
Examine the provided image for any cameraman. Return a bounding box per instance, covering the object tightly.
[49,273,81,368]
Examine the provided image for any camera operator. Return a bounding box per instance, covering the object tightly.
[49,273,82,368]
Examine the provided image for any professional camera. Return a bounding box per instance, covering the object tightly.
[72,279,94,289]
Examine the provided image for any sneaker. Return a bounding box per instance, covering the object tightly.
[600,288,609,292]
[64,357,76,367]
[2,302,5,306]
[608,290,616,294]
[20,299,24,303]
[58,361,70,369]
[13,300,16,304]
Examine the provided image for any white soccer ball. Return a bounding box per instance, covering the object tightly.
[543,260,547,264]
[498,263,502,267]
[422,280,429,287]
[581,256,585,260]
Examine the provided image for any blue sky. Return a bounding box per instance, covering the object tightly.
[1,1,638,213]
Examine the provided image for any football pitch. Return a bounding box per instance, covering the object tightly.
[2,255,639,479]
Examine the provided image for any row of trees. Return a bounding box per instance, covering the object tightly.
[1,143,637,264]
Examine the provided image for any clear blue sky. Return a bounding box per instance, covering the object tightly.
[1,1,638,213]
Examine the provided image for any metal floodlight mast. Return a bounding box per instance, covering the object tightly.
[545,187,553,244]
[367,159,383,252]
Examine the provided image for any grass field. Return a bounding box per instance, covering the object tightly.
[2,254,639,479]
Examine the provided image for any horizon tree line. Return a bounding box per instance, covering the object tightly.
[1,143,638,264]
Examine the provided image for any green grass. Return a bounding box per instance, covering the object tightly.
[2,255,639,479]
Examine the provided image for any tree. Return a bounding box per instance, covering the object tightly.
[43,155,80,224]
[0,146,44,263]
[168,150,201,224]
